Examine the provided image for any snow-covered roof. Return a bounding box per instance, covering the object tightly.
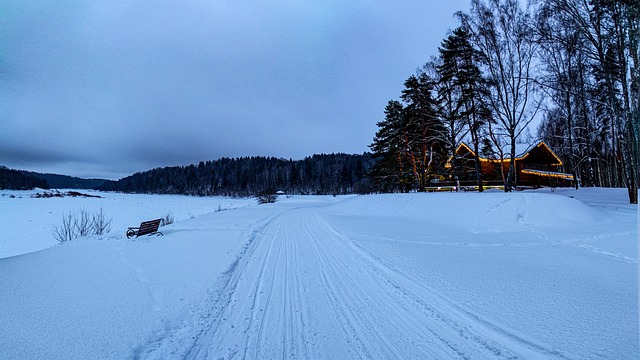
[452,141,563,165]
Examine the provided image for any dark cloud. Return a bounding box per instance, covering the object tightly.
[0,0,470,179]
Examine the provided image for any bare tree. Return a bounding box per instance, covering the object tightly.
[535,3,585,189]
[533,0,638,202]
[459,0,543,191]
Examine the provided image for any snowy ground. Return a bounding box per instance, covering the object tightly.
[0,188,637,359]
[0,190,256,258]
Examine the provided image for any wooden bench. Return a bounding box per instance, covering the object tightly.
[126,219,163,238]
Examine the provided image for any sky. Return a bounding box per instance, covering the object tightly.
[1,0,471,180]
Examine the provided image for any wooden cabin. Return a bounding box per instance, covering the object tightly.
[446,141,575,187]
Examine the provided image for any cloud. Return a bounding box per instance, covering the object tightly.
[0,0,470,179]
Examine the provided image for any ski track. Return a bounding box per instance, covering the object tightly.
[352,231,636,265]
[139,206,573,360]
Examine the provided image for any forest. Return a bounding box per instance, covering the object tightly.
[0,167,49,190]
[98,153,374,196]
[369,0,639,203]
[18,171,107,189]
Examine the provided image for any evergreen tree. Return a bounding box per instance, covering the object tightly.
[100,154,374,196]
[400,73,445,191]
[437,26,491,191]
[369,100,410,192]
[428,58,467,186]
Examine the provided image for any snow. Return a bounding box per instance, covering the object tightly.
[0,188,637,359]
[0,190,255,258]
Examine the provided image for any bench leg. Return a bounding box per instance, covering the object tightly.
[137,231,163,238]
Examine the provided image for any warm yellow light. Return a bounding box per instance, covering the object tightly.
[521,169,574,180]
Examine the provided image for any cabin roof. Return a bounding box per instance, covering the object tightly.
[452,141,563,166]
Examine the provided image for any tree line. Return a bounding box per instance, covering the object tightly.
[98,153,374,196]
[369,0,639,203]
[0,167,49,190]
[19,171,107,189]
[0,167,110,190]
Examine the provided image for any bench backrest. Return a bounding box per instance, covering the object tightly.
[138,219,162,236]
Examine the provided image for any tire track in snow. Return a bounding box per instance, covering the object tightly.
[303,213,374,359]
[139,205,573,359]
[244,214,284,358]
[304,210,487,359]
[145,209,321,359]
[134,212,281,360]
[314,211,573,360]
[577,244,636,264]
[239,210,316,359]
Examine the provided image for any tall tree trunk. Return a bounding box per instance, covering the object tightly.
[506,137,517,192]
[473,140,484,192]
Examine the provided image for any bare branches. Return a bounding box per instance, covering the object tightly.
[92,207,113,235]
[52,207,113,244]
[52,211,76,244]
[462,0,543,190]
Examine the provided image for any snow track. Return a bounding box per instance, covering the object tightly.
[1,190,635,359]
[141,206,569,359]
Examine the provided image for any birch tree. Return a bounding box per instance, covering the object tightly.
[534,0,638,202]
[459,0,542,191]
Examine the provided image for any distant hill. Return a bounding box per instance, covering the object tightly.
[99,153,375,196]
[0,167,49,190]
[19,171,108,189]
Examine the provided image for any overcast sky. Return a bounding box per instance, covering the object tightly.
[1,0,471,180]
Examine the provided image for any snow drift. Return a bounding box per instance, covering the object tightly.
[0,188,636,359]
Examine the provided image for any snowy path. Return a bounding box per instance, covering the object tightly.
[1,189,635,359]
[142,207,569,360]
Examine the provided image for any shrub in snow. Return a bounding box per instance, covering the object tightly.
[75,207,93,238]
[52,207,113,244]
[256,191,277,204]
[52,211,76,244]
[92,207,112,235]
[162,212,174,226]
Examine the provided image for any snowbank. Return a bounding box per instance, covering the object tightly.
[328,191,604,228]
[0,189,255,258]
[0,189,636,359]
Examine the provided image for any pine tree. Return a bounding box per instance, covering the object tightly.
[437,26,491,191]
[369,100,410,192]
[400,73,445,191]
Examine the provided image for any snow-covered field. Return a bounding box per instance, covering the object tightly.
[0,188,637,359]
